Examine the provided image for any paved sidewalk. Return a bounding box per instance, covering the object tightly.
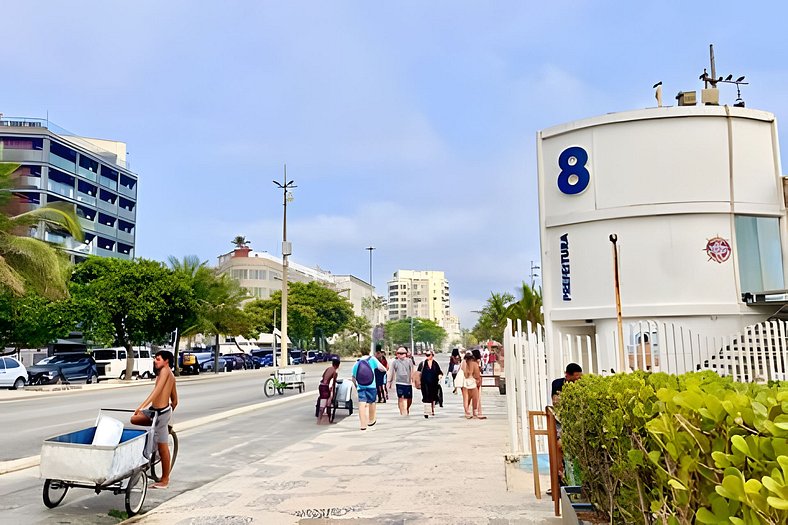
[128,384,559,524]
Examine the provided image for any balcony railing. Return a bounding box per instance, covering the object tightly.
[99,177,118,191]
[118,184,136,198]
[47,180,75,199]
[117,207,135,220]
[96,223,116,237]
[97,200,117,213]
[117,230,134,243]
[75,191,96,206]
[16,176,41,189]
[77,166,98,182]
[0,149,43,163]
[49,154,76,174]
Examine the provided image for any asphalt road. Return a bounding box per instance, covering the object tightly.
[0,363,354,524]
[0,363,331,461]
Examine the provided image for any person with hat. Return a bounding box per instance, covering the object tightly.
[416,349,443,419]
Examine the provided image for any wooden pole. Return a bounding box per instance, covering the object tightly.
[610,234,625,371]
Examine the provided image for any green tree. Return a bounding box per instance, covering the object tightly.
[245,281,353,350]
[413,318,448,349]
[459,328,478,348]
[0,290,78,351]
[471,291,514,343]
[0,162,83,300]
[384,318,413,347]
[70,257,194,379]
[346,315,372,354]
[231,235,250,248]
[505,281,543,328]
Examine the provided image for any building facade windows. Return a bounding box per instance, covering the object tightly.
[735,215,785,293]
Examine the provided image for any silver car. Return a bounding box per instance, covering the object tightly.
[0,356,28,389]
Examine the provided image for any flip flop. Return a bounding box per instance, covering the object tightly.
[368,420,376,427]
[474,415,488,420]
[149,482,168,489]
[465,415,473,419]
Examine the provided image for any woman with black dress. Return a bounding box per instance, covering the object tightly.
[417,349,443,418]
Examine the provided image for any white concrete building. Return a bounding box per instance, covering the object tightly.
[387,269,460,347]
[537,104,787,374]
[217,248,379,319]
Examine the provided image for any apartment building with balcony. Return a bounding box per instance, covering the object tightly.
[0,117,138,260]
[217,247,379,319]
[387,270,460,347]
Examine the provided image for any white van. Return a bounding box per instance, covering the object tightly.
[93,347,155,379]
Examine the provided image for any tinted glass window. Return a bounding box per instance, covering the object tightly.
[93,350,118,360]
[6,358,19,369]
[0,359,5,370]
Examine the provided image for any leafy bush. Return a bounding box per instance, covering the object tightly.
[557,371,788,524]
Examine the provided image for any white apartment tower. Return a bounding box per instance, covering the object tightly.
[387,270,459,346]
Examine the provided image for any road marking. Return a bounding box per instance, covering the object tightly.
[0,390,315,475]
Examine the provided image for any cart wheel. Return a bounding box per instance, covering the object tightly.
[348,400,353,416]
[149,429,178,482]
[125,470,147,516]
[263,377,276,397]
[43,479,68,508]
[277,386,284,395]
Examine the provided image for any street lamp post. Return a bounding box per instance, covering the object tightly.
[273,165,296,369]
[365,246,375,355]
[530,260,540,288]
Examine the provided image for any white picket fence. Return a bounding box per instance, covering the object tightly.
[504,318,788,455]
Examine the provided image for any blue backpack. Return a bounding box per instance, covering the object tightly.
[355,357,375,387]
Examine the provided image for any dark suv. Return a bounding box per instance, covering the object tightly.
[27,353,99,385]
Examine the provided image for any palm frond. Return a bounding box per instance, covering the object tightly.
[0,254,26,296]
[11,201,83,241]
[0,235,70,299]
[0,162,20,178]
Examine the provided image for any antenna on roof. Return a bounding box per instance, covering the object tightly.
[698,44,748,107]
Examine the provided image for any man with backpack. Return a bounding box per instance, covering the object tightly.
[351,353,387,430]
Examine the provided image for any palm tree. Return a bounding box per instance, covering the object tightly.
[231,236,250,249]
[0,162,83,300]
[506,281,543,328]
[346,315,372,354]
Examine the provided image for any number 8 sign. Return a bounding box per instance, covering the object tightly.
[557,146,590,195]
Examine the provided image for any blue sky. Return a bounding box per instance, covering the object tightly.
[5,2,788,328]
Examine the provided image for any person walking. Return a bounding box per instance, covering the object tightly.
[375,349,388,403]
[471,349,487,419]
[448,348,461,394]
[317,357,340,424]
[131,350,178,488]
[417,349,443,418]
[387,346,414,416]
[351,353,387,430]
[460,351,481,419]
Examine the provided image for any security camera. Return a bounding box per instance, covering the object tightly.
[609,234,618,243]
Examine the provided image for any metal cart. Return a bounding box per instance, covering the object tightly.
[331,378,354,422]
[39,412,151,516]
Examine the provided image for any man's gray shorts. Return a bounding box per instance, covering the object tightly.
[142,406,171,444]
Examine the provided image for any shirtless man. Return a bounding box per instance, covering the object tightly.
[131,350,178,488]
[317,358,340,424]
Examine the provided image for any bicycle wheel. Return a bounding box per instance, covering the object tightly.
[125,470,147,516]
[263,377,276,397]
[43,479,68,508]
[148,430,177,482]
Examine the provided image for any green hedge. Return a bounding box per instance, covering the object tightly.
[556,371,788,524]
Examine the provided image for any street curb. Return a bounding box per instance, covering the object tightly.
[0,390,315,475]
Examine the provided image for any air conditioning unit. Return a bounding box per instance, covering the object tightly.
[702,88,719,105]
[676,91,697,106]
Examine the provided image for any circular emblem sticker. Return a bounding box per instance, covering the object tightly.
[705,237,731,263]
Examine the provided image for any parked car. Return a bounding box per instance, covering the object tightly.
[251,350,273,368]
[0,356,28,389]
[289,350,303,365]
[197,353,228,373]
[222,354,245,371]
[93,347,155,380]
[226,353,254,369]
[27,353,99,385]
